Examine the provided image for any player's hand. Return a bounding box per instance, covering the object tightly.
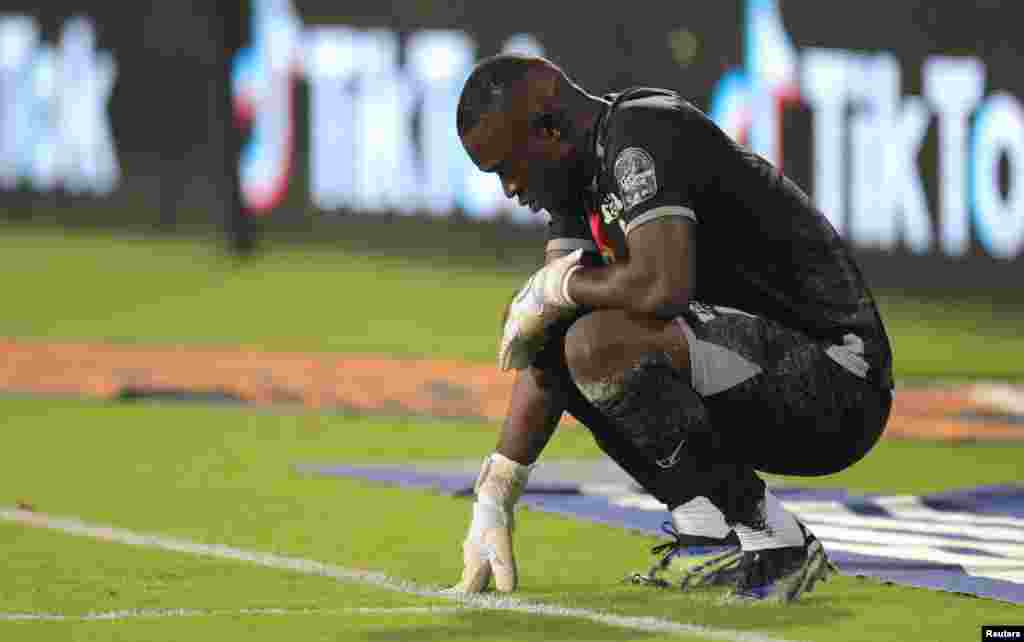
[447,453,531,594]
[498,249,583,371]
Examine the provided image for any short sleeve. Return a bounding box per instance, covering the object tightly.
[606,109,701,236]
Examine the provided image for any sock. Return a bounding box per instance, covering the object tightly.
[732,489,805,551]
[576,351,712,475]
[670,496,732,540]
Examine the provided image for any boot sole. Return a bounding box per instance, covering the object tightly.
[780,539,834,602]
[627,547,744,590]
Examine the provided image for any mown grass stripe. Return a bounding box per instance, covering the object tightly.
[0,606,464,622]
[0,507,800,642]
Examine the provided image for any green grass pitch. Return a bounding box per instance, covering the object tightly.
[0,398,1021,641]
[1,226,1022,379]
[0,227,1021,640]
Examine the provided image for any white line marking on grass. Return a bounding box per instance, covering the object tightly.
[0,507,799,642]
[0,606,464,622]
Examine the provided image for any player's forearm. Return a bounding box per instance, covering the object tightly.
[567,261,690,319]
[495,366,568,465]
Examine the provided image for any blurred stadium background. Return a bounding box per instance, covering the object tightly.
[1,1,1022,640]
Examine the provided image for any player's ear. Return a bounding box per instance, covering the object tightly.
[532,113,561,141]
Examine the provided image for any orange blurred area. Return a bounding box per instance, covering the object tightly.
[3,340,1022,442]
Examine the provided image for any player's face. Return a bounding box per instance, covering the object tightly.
[463,110,585,216]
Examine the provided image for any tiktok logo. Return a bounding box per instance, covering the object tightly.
[710,0,1024,260]
[232,0,543,221]
[709,0,800,170]
[232,0,302,214]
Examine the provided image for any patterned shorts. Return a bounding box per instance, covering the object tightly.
[676,302,892,476]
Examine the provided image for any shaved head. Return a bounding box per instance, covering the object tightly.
[456,54,566,139]
[456,55,604,217]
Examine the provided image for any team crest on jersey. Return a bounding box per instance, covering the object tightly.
[600,193,623,224]
[614,147,658,209]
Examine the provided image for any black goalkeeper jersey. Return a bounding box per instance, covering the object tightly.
[546,88,893,389]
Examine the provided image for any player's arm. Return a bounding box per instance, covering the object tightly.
[496,368,564,463]
[567,135,698,320]
[497,129,699,326]
[450,226,594,595]
[450,250,580,595]
[567,216,694,319]
[495,248,581,465]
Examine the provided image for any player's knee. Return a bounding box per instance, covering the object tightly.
[564,310,626,397]
[563,313,599,386]
[564,310,689,404]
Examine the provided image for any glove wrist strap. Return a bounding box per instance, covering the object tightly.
[468,500,507,539]
[474,453,532,509]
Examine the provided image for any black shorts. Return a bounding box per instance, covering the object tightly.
[535,302,892,519]
[676,302,892,476]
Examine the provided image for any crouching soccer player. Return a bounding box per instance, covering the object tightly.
[447,54,893,603]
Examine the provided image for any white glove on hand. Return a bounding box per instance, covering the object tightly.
[498,249,584,371]
[449,453,531,593]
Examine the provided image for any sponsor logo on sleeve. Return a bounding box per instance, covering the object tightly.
[613,147,658,210]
